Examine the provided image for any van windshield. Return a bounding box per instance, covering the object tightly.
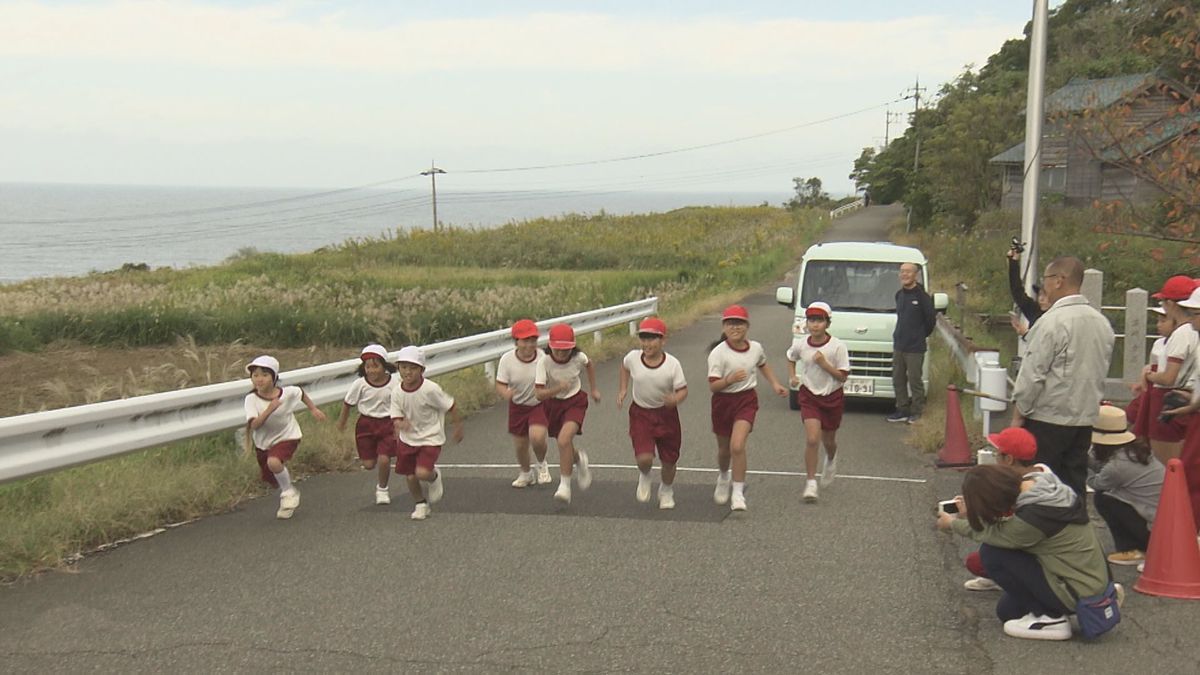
[801,261,902,313]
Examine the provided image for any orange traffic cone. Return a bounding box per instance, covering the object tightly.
[936,385,974,468]
[1135,458,1200,599]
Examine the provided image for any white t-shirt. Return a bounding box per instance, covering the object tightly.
[535,351,590,400]
[622,350,687,408]
[343,374,397,418]
[1150,336,1167,371]
[244,386,304,449]
[787,335,850,397]
[389,378,456,447]
[1159,323,1198,388]
[707,340,767,393]
[497,349,542,406]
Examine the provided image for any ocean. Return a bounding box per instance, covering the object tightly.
[0,183,784,284]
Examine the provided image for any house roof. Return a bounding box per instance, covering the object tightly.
[1045,72,1159,114]
[1099,112,1200,162]
[991,142,1025,164]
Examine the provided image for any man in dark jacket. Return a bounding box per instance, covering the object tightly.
[888,262,936,423]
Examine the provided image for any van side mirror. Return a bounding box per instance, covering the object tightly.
[776,286,795,309]
[933,292,949,313]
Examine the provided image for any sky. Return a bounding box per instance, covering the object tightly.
[0,1,1065,196]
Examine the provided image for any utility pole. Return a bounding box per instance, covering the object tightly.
[884,109,902,147]
[1021,0,1050,305]
[421,162,446,232]
[902,76,926,233]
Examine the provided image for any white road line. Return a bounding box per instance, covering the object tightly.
[436,463,927,485]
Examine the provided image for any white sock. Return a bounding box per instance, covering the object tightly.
[807,479,818,489]
[659,483,673,495]
[273,467,292,492]
[732,481,745,496]
[560,475,571,489]
[638,471,652,486]
[376,483,388,491]
[719,470,731,482]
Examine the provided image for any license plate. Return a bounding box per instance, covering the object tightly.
[844,378,874,395]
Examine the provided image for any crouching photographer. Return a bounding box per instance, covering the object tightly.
[936,464,1119,641]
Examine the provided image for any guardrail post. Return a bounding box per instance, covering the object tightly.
[1124,288,1148,384]
[1082,268,1103,310]
[629,321,638,337]
[593,330,602,346]
[484,361,497,384]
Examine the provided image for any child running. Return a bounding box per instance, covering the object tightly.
[785,301,849,503]
[389,346,464,521]
[617,317,688,509]
[535,323,601,504]
[707,305,788,512]
[243,355,327,519]
[496,319,552,488]
[336,344,399,505]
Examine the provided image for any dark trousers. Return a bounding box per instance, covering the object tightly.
[892,350,926,415]
[1094,491,1152,552]
[1021,418,1090,496]
[979,544,1072,621]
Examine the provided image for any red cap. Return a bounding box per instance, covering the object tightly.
[987,427,1038,461]
[722,305,749,321]
[638,317,667,336]
[1152,275,1198,300]
[548,324,576,349]
[511,319,539,340]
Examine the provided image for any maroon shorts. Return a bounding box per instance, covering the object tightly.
[395,441,442,475]
[355,415,397,461]
[544,390,588,437]
[255,439,300,486]
[508,401,548,436]
[964,550,988,578]
[711,389,758,437]
[1146,387,1190,442]
[798,386,845,431]
[629,403,682,464]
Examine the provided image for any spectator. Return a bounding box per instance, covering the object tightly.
[1011,256,1115,496]
[1140,275,1198,464]
[887,262,936,424]
[1006,248,1046,332]
[1087,404,1164,568]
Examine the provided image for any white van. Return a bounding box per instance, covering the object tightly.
[776,242,949,407]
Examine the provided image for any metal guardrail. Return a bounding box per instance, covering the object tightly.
[829,198,865,219]
[0,297,658,485]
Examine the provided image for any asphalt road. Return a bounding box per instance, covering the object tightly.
[2,205,1197,673]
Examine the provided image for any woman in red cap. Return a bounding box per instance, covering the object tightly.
[706,305,788,512]
[535,323,601,504]
[335,344,399,505]
[496,319,551,488]
[1141,275,1198,464]
[618,317,688,509]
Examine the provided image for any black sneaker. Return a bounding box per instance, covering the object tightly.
[886,411,909,423]
[907,413,922,424]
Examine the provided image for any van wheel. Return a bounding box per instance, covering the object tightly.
[789,389,801,411]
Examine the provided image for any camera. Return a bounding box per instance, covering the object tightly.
[1160,391,1190,422]
[937,499,959,516]
[1009,237,1025,254]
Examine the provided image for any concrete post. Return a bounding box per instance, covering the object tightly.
[1082,268,1103,309]
[1124,288,1148,384]
[484,361,497,384]
[593,331,602,346]
[629,321,638,337]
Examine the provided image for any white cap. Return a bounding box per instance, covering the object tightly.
[804,301,832,318]
[246,355,280,375]
[1150,305,1167,315]
[1179,287,1200,309]
[360,344,388,360]
[395,345,426,367]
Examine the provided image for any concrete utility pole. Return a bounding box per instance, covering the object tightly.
[903,76,926,233]
[421,163,446,232]
[1020,0,1050,301]
[884,109,902,147]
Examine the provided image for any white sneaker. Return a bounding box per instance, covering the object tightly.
[511,471,535,488]
[280,488,300,510]
[1002,613,1072,641]
[427,470,444,504]
[554,483,572,504]
[963,576,1000,591]
[803,481,819,503]
[536,463,553,484]
[375,486,391,505]
[410,502,431,520]
[576,451,592,490]
[276,504,295,519]
[730,492,747,511]
[713,474,732,505]
[636,473,652,503]
[1137,561,1145,573]
[820,453,837,487]
[658,487,675,510]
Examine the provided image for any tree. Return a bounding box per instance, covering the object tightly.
[785,176,831,209]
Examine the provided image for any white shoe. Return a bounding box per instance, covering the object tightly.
[375,487,391,505]
[963,576,1000,591]
[427,469,444,504]
[730,492,747,511]
[511,471,535,488]
[659,487,675,510]
[276,504,295,519]
[714,474,732,505]
[410,502,431,520]
[1137,561,1145,573]
[803,481,818,503]
[820,453,837,487]
[1002,613,1072,641]
[575,451,592,490]
[536,463,553,484]
[280,488,300,510]
[636,473,652,503]
[554,483,572,504]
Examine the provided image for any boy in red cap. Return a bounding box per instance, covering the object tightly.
[785,301,849,503]
[536,323,601,504]
[618,317,688,509]
[496,319,551,488]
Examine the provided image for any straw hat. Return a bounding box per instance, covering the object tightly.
[1091,404,1136,445]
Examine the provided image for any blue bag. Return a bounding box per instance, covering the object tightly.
[1074,581,1121,640]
